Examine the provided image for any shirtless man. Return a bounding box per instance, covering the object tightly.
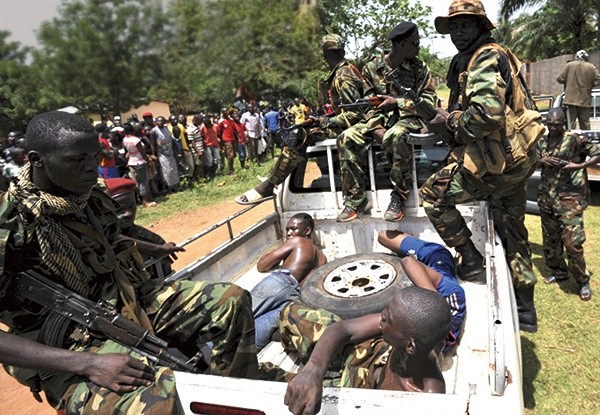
[282,286,452,415]
[250,213,327,349]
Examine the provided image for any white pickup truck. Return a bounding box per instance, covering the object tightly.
[166,139,524,415]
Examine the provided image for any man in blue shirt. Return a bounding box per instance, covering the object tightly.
[263,106,281,157]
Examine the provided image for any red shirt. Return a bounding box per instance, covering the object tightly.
[218,118,236,142]
[200,124,220,147]
[98,137,116,168]
[234,121,246,145]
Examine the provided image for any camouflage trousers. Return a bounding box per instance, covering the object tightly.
[337,113,385,208]
[275,302,390,389]
[420,149,539,287]
[58,280,258,414]
[267,127,339,186]
[381,117,422,205]
[538,197,590,284]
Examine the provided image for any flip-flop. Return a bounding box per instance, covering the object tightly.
[235,188,273,205]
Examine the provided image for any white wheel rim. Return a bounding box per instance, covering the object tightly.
[322,259,397,298]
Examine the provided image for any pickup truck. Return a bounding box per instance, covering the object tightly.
[165,139,525,414]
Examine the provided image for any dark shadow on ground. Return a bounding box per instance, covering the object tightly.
[521,336,541,409]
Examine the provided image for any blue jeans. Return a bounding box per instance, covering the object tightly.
[250,270,300,350]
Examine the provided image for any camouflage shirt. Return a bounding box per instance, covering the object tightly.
[362,54,437,118]
[537,131,600,208]
[324,59,367,129]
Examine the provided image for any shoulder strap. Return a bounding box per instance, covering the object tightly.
[468,43,538,113]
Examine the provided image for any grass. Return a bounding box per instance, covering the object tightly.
[135,157,278,227]
[522,184,600,415]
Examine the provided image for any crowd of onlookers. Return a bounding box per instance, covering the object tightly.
[0,98,321,205]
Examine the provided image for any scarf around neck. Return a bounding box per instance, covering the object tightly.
[8,163,95,296]
[446,32,497,110]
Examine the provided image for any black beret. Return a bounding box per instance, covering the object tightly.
[387,21,418,42]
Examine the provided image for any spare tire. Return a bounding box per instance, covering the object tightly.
[300,253,412,319]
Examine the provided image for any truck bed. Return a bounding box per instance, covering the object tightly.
[168,139,524,414]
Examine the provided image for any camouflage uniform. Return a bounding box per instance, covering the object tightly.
[338,54,436,209]
[536,131,600,284]
[123,223,173,280]
[277,302,390,388]
[0,182,258,414]
[420,44,541,287]
[267,59,365,186]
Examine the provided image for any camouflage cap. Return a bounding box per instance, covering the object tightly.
[434,0,495,35]
[322,34,345,51]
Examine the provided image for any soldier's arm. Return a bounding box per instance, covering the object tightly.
[0,330,154,393]
[326,68,366,128]
[447,48,506,145]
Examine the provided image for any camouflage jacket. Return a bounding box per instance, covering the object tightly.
[447,44,543,178]
[122,223,173,279]
[362,53,437,119]
[0,186,127,400]
[324,59,367,129]
[537,131,600,208]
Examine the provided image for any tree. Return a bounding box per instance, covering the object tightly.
[500,0,598,56]
[165,0,323,111]
[316,0,432,64]
[0,31,39,135]
[34,0,168,116]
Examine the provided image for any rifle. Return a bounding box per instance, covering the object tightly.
[338,96,384,111]
[385,68,439,121]
[14,270,203,373]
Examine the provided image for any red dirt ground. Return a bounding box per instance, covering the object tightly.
[0,200,274,414]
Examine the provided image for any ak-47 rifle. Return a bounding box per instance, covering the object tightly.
[385,68,439,121]
[14,269,204,373]
[338,96,384,111]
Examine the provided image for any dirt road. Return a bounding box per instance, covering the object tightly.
[0,199,274,414]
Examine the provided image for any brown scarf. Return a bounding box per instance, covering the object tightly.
[8,164,94,296]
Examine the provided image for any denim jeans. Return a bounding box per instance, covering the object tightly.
[250,270,300,350]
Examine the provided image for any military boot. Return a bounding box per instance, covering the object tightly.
[455,239,486,284]
[515,284,538,333]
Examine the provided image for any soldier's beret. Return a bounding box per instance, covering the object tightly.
[322,34,345,50]
[387,21,418,42]
[105,177,137,197]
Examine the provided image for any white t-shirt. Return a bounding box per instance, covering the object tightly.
[123,135,146,166]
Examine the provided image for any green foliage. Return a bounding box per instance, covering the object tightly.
[498,0,598,60]
[162,0,323,112]
[317,0,432,65]
[33,0,168,116]
[0,31,40,135]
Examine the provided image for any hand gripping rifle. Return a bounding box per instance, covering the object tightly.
[14,270,203,373]
[337,96,384,111]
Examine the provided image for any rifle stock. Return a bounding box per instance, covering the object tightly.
[15,270,202,373]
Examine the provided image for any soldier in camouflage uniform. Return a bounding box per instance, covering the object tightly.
[336,21,437,222]
[0,111,258,415]
[235,34,366,205]
[419,0,544,332]
[537,108,600,301]
[105,177,183,280]
[280,287,451,415]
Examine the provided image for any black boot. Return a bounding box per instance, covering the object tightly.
[515,284,538,333]
[455,239,486,283]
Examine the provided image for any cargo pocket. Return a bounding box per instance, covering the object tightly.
[419,162,458,203]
